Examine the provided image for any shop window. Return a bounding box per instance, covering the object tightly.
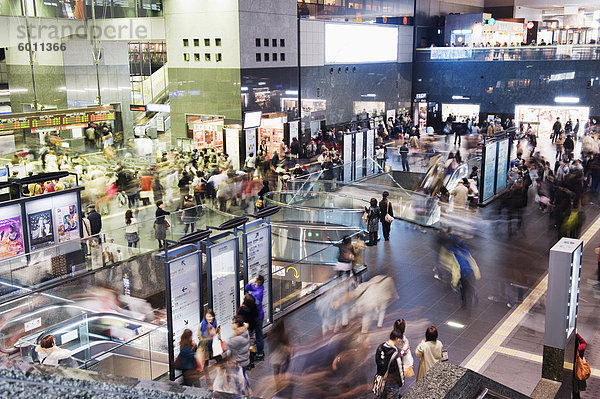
[204,38,210,46]
[256,53,261,62]
[280,53,285,61]
[280,39,285,47]
[216,53,222,62]
[256,38,261,47]
[272,53,277,61]
[193,38,199,46]
[205,53,211,61]
[183,38,189,47]
[264,38,269,47]
[183,53,190,61]
[272,39,277,47]
[194,53,200,61]
[215,38,222,46]
[264,53,269,61]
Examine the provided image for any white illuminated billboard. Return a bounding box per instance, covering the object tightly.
[244,111,262,129]
[325,23,398,64]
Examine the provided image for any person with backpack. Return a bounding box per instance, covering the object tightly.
[373,330,403,398]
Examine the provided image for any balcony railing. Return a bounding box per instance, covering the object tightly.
[416,44,600,62]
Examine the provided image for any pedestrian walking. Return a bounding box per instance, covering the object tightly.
[124,209,139,248]
[154,200,170,248]
[365,198,381,246]
[177,329,202,387]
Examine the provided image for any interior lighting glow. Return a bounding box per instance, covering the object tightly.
[241,87,248,92]
[285,90,298,95]
[447,321,465,329]
[554,96,579,104]
[452,95,470,100]
[361,94,377,98]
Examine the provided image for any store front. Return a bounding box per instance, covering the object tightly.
[515,105,589,136]
[258,113,287,158]
[186,115,224,153]
[482,20,525,46]
[442,103,480,124]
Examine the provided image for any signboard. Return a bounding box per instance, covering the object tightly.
[355,132,364,179]
[225,128,240,170]
[24,317,42,332]
[55,204,79,243]
[430,47,472,60]
[28,209,55,251]
[168,252,201,368]
[0,204,24,260]
[366,129,375,173]
[343,134,353,182]
[245,128,257,158]
[243,225,271,323]
[289,120,299,144]
[482,141,497,202]
[545,238,583,349]
[386,109,396,121]
[208,238,238,340]
[495,139,509,193]
[0,106,115,132]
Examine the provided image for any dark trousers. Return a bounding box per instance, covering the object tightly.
[401,157,409,171]
[368,231,378,245]
[255,317,264,355]
[382,221,391,240]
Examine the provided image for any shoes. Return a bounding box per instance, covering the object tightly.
[433,274,441,281]
[255,354,265,361]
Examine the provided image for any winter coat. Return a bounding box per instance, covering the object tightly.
[226,325,250,367]
[415,340,443,380]
[365,205,381,233]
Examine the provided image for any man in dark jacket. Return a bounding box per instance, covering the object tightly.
[87,205,102,236]
[290,137,301,158]
[564,135,575,160]
[552,117,562,143]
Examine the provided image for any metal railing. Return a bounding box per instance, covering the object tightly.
[416,44,600,62]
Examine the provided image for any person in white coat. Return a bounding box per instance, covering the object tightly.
[415,326,443,381]
[35,335,73,366]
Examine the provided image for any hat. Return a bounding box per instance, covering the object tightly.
[295,164,300,168]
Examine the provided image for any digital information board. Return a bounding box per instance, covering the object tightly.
[355,132,364,179]
[343,134,353,182]
[482,141,497,203]
[366,129,375,173]
[0,107,115,132]
[208,237,238,340]
[243,225,272,324]
[495,139,509,193]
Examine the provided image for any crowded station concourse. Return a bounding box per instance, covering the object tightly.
[1,1,600,398]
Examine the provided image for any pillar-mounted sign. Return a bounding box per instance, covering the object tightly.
[542,237,583,381]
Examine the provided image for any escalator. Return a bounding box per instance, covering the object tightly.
[10,307,169,381]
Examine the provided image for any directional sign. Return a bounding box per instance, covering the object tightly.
[169,252,201,362]
[245,225,271,323]
[209,238,238,340]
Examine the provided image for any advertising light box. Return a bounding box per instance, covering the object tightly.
[325,23,398,64]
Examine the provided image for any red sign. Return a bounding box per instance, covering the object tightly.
[527,21,535,30]
[403,17,408,25]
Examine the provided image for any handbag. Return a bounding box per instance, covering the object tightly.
[575,354,591,380]
[441,349,448,362]
[164,218,171,229]
[372,347,398,397]
[173,354,182,370]
[403,365,414,378]
[212,336,224,358]
[384,202,393,223]
[362,211,369,223]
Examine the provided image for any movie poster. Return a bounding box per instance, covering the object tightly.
[0,216,24,259]
[28,210,55,251]
[55,204,79,243]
